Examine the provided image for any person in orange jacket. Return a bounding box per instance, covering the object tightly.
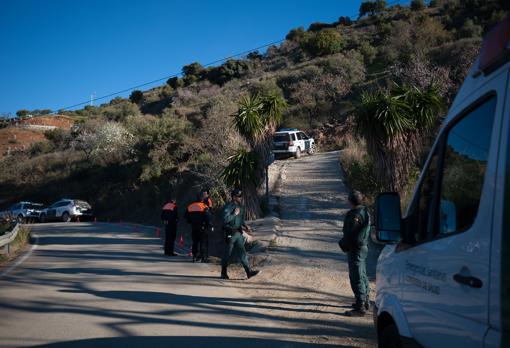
[161,198,179,256]
[184,192,212,263]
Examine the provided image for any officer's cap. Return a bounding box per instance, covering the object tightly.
[231,188,242,197]
[348,190,363,205]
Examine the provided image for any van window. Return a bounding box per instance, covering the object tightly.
[291,133,297,141]
[438,96,497,235]
[410,152,439,243]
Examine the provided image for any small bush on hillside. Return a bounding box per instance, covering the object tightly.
[302,29,343,57]
[458,19,483,38]
[16,109,30,117]
[129,90,144,104]
[286,27,306,43]
[103,101,140,122]
[44,128,70,149]
[340,137,381,206]
[410,0,425,11]
[358,41,378,65]
[126,115,193,182]
[167,76,184,89]
[29,141,54,157]
[72,121,135,166]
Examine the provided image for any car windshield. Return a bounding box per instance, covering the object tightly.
[273,133,290,142]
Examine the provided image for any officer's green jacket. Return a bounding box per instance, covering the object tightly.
[223,202,246,230]
[341,205,370,250]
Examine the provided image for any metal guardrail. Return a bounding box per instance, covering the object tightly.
[0,223,20,254]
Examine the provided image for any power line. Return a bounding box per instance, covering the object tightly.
[52,0,403,114]
[54,39,286,112]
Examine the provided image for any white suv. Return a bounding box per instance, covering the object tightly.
[372,17,510,348]
[273,128,316,159]
[39,199,93,223]
[1,202,44,223]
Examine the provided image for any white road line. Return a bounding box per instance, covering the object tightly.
[0,233,39,278]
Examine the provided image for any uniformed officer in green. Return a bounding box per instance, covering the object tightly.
[339,190,371,316]
[221,188,260,280]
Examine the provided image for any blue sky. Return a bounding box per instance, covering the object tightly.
[0,0,386,115]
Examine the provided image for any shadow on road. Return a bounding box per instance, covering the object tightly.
[33,336,348,348]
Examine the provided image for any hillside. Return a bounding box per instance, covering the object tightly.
[0,0,508,221]
[0,116,74,159]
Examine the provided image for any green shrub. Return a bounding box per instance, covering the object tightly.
[286,27,306,42]
[29,141,54,157]
[410,0,425,11]
[167,76,184,89]
[44,128,69,148]
[129,90,144,104]
[302,29,343,57]
[16,109,30,117]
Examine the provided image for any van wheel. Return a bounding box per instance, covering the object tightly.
[307,144,316,155]
[294,148,301,159]
[62,212,71,223]
[379,324,402,348]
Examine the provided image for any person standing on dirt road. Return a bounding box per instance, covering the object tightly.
[338,190,371,317]
[161,198,179,256]
[185,192,211,263]
[221,188,260,280]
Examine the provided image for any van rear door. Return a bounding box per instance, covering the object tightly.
[399,69,507,347]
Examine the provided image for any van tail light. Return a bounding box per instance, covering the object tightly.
[479,15,510,74]
[288,141,294,146]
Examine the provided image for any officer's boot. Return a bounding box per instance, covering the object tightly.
[351,298,370,310]
[346,299,366,317]
[221,267,229,280]
[246,269,260,279]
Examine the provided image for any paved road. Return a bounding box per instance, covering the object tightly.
[0,151,378,347]
[0,223,323,347]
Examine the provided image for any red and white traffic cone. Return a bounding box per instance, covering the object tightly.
[188,246,193,257]
[178,234,185,248]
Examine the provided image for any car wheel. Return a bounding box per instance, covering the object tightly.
[62,212,71,223]
[379,324,403,348]
[294,147,301,159]
[307,144,316,155]
[40,214,46,223]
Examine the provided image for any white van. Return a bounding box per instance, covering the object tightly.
[373,16,510,348]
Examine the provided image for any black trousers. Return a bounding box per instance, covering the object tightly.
[191,227,208,259]
[164,224,177,255]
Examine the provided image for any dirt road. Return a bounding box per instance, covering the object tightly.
[236,151,377,347]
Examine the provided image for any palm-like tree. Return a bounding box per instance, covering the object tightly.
[356,83,443,192]
[224,91,287,218]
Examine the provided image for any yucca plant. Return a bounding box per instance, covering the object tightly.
[356,82,443,192]
[229,91,287,218]
[221,148,260,218]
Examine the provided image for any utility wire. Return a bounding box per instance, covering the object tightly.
[52,0,402,114]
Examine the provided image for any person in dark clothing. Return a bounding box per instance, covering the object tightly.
[338,190,371,317]
[184,192,211,263]
[161,198,178,256]
[201,187,213,208]
[221,188,260,280]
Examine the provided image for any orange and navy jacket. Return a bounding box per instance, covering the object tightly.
[161,201,178,225]
[184,201,211,229]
